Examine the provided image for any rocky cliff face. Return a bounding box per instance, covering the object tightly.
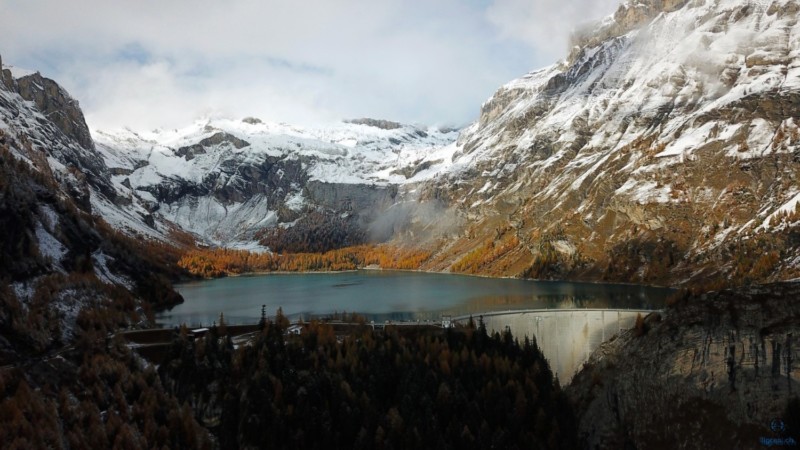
[0,55,187,359]
[416,0,800,285]
[0,58,131,213]
[14,73,95,151]
[568,282,800,448]
[568,0,689,61]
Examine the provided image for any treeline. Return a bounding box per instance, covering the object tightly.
[159,313,577,449]
[178,245,432,278]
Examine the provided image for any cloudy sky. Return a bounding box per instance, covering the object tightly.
[1,0,620,131]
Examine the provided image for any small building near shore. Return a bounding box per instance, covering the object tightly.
[190,328,209,339]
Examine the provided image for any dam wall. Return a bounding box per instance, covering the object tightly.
[453,309,657,382]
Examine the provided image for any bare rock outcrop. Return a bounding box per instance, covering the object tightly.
[15,73,95,151]
[344,118,403,130]
[175,132,250,160]
[569,283,800,448]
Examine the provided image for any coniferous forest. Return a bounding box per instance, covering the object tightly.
[159,313,576,449]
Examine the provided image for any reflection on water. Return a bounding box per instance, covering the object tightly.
[156,270,673,327]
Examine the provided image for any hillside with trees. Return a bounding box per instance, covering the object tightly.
[159,313,576,449]
[0,127,208,448]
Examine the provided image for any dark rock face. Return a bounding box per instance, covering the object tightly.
[213,155,304,206]
[0,64,118,209]
[344,118,403,130]
[241,116,262,125]
[175,132,250,160]
[0,55,15,91]
[253,181,403,251]
[390,159,443,179]
[139,177,206,207]
[15,74,95,151]
[258,210,366,253]
[731,91,800,122]
[568,283,800,449]
[305,181,398,218]
[141,154,308,211]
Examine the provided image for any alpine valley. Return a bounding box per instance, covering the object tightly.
[3,0,800,448]
[12,0,800,287]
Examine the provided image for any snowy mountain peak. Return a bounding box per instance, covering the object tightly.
[1,54,39,80]
[91,116,459,245]
[94,117,458,185]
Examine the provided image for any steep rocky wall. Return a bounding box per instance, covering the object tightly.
[569,0,688,62]
[421,0,800,286]
[0,55,14,91]
[0,56,117,208]
[15,73,95,151]
[305,181,399,221]
[568,283,800,448]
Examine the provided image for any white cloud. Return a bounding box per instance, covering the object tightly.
[0,0,622,131]
[486,0,621,61]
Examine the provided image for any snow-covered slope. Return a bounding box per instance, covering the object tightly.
[418,0,800,284]
[95,118,458,186]
[458,0,799,169]
[93,117,458,245]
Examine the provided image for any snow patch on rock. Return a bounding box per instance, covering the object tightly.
[92,251,133,289]
[35,221,66,266]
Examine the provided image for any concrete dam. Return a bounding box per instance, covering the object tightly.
[453,309,658,382]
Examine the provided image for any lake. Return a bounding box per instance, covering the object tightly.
[156,270,674,327]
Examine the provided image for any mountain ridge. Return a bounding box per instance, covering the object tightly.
[91,116,459,248]
[413,0,800,286]
[4,0,800,288]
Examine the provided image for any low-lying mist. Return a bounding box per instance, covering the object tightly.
[366,198,463,245]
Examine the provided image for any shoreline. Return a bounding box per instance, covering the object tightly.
[180,265,678,291]
[228,269,361,277]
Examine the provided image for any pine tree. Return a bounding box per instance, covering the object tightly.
[259,304,267,331]
[218,312,227,337]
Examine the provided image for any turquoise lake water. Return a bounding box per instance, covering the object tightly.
[156,271,673,327]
